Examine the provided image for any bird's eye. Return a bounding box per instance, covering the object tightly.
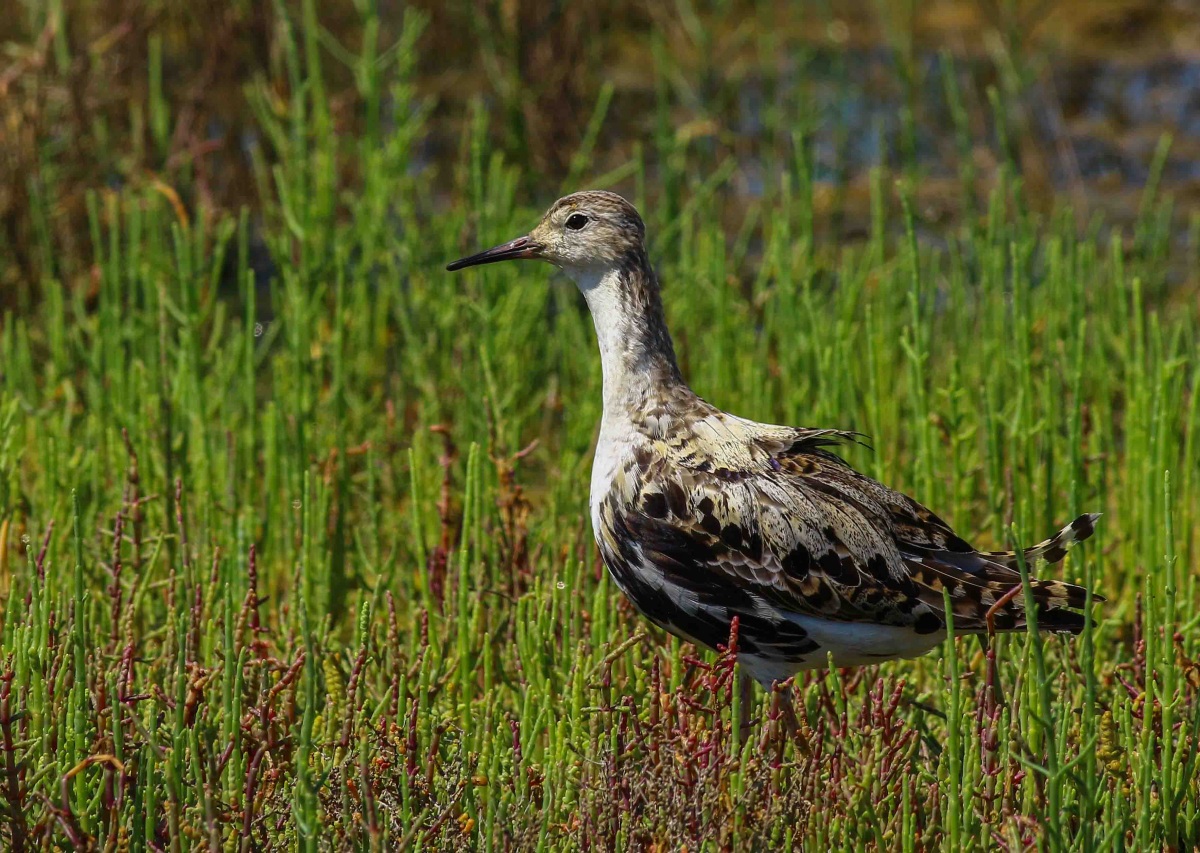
[565,213,589,231]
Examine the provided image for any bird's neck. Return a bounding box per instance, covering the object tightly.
[573,252,686,420]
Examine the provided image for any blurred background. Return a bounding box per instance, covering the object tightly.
[3,0,1199,311]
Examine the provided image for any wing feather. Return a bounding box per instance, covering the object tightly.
[616,414,1100,639]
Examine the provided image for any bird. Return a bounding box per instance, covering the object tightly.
[447,190,1102,697]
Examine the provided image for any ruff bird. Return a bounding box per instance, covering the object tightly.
[447,191,1101,692]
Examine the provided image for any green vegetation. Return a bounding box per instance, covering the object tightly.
[1,1,1198,849]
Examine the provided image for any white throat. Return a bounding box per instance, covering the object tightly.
[565,260,686,427]
[570,266,631,409]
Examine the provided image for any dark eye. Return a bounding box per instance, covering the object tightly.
[565,213,589,231]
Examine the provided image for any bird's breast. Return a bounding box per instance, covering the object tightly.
[589,430,634,529]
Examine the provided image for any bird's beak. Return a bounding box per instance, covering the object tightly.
[446,235,542,271]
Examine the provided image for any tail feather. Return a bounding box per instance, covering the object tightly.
[1031,604,1088,634]
[982,513,1102,568]
[903,513,1104,635]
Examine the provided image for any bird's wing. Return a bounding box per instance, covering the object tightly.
[612,415,1099,637]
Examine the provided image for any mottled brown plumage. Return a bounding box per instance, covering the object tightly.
[448,190,1102,688]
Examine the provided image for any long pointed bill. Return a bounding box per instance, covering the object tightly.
[446,235,542,271]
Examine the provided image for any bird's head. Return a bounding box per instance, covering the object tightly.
[446,191,646,284]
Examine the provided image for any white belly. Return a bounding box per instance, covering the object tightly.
[739,617,944,686]
[787,614,943,664]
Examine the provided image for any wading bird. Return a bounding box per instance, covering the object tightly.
[447,191,1100,727]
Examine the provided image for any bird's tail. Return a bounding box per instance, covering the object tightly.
[979,513,1102,570]
[906,513,1103,635]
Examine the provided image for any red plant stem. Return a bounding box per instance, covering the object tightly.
[0,671,28,853]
